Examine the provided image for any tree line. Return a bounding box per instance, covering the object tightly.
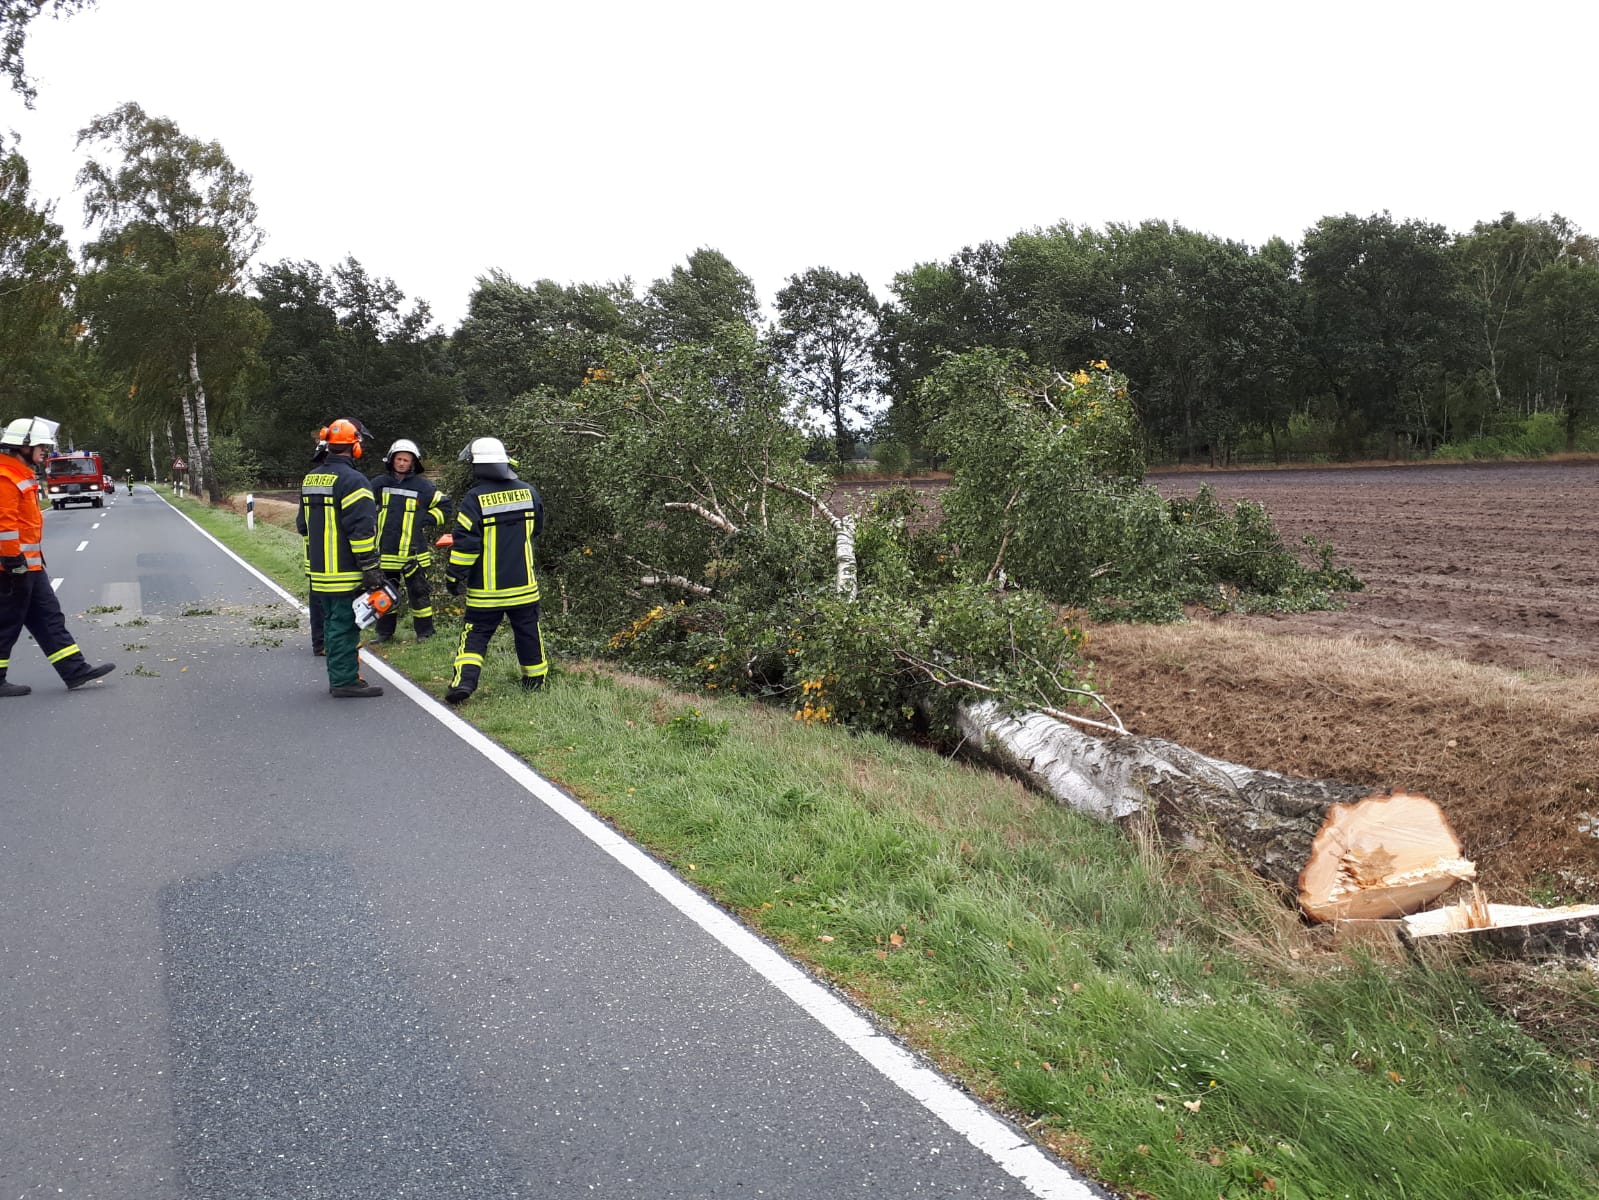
[6,119,1595,489]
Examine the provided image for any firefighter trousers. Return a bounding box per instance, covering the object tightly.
[0,571,92,683]
[449,601,546,697]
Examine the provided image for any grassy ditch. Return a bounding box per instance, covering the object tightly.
[172,488,1599,1200]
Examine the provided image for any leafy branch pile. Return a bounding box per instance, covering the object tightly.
[439,332,1359,740]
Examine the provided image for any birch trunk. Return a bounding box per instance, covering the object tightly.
[178,386,199,496]
[834,514,857,599]
[189,346,216,501]
[955,701,1474,920]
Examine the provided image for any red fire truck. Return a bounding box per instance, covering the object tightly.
[45,450,113,510]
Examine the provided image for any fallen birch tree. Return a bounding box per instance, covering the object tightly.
[955,700,1477,922]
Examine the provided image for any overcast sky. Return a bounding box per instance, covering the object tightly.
[7,0,1596,331]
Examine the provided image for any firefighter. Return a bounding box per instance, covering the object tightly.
[296,418,385,699]
[0,416,116,697]
[442,437,547,704]
[369,438,447,643]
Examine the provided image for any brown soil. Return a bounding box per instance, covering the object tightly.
[1087,461,1599,905]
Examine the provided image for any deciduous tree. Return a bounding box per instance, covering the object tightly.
[75,102,266,500]
[772,267,883,462]
[642,248,758,348]
[0,0,91,106]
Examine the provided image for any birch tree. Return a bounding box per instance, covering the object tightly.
[75,102,265,501]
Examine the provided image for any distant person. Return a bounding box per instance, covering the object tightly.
[443,437,548,704]
[370,438,447,643]
[0,416,116,697]
[297,418,384,699]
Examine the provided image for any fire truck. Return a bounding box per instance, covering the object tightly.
[44,449,113,510]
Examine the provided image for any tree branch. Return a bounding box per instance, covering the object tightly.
[762,477,844,529]
[626,555,714,597]
[889,648,1128,735]
[663,500,740,536]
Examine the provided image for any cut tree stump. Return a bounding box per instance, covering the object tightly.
[1298,792,1476,921]
[957,701,1475,921]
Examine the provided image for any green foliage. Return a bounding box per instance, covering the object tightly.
[205,433,260,493]
[1,0,93,106]
[869,440,910,474]
[922,350,1360,619]
[642,247,759,346]
[772,267,883,462]
[1435,410,1599,460]
[75,102,268,499]
[661,705,727,750]
[453,269,636,409]
[244,256,461,483]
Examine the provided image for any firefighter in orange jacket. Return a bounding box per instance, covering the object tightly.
[0,416,116,697]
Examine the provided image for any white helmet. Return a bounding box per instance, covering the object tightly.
[385,438,423,469]
[459,437,510,465]
[1,416,60,450]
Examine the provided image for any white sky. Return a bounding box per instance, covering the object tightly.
[7,0,1597,331]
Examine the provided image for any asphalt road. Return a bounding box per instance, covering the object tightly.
[0,489,1104,1200]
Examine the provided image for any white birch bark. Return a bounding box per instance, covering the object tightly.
[834,514,857,599]
[188,346,213,499]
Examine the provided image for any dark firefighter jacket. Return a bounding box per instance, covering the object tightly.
[297,453,378,593]
[447,474,543,609]
[372,469,447,570]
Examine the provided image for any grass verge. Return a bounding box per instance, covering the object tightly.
[172,488,1599,1200]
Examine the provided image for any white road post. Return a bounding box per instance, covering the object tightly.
[246,492,255,531]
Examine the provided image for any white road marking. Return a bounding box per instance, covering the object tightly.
[154,493,1101,1200]
[75,540,89,552]
[92,523,101,529]
[50,577,63,591]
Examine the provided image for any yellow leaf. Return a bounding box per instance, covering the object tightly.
[1182,1098,1202,1113]
[889,932,905,947]
[817,934,834,942]
[874,949,887,961]
[1387,1070,1403,1084]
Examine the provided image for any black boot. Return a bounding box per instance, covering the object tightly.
[65,663,116,690]
[445,687,471,706]
[0,680,30,697]
[330,681,384,699]
[521,676,544,691]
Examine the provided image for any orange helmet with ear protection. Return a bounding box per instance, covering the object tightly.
[318,418,369,459]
